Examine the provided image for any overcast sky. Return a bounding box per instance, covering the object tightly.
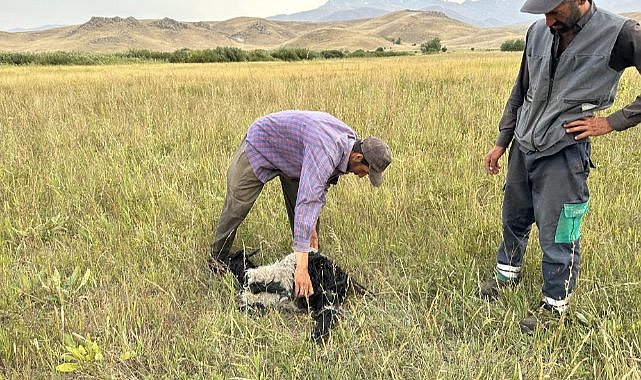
[1,0,328,31]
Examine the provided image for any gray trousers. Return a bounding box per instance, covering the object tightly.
[496,141,591,308]
[211,143,319,260]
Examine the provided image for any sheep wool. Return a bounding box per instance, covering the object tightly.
[228,250,355,343]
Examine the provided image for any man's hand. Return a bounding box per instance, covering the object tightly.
[484,145,507,175]
[564,116,614,140]
[294,251,314,298]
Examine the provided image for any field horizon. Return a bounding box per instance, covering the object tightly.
[0,10,528,53]
[1,53,640,378]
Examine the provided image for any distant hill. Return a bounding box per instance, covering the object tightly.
[8,24,67,33]
[270,0,641,27]
[622,12,641,21]
[355,10,477,42]
[12,8,640,54]
[0,11,527,53]
[0,17,232,53]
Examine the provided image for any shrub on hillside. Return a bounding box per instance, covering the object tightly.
[38,52,87,65]
[321,50,344,59]
[0,52,36,65]
[168,48,191,63]
[420,38,442,54]
[122,49,171,61]
[346,49,412,58]
[348,49,367,58]
[216,47,247,62]
[184,49,222,63]
[247,49,275,62]
[500,39,526,51]
[169,47,249,63]
[0,51,121,65]
[270,48,319,61]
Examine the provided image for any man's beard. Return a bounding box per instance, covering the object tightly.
[548,1,583,34]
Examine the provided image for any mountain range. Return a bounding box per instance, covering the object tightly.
[269,0,641,27]
[0,11,526,53]
[0,9,639,54]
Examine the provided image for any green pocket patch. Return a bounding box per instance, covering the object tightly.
[555,202,589,243]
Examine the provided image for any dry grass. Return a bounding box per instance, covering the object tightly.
[0,53,640,378]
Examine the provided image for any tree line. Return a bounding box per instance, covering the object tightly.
[500,39,526,52]
[0,38,523,66]
[0,47,413,66]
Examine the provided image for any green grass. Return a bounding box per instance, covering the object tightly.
[1,53,640,378]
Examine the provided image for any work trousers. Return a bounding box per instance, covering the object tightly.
[211,143,319,260]
[496,141,591,309]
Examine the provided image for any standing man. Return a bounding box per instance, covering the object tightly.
[211,110,392,299]
[481,0,641,332]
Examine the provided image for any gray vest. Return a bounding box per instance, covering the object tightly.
[515,8,626,152]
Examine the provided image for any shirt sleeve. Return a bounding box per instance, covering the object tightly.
[291,145,338,253]
[496,28,531,148]
[607,19,641,131]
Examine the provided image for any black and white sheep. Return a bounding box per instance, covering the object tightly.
[227,249,366,343]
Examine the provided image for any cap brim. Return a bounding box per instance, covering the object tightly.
[369,170,383,187]
[520,0,562,14]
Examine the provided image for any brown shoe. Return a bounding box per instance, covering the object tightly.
[478,275,518,301]
[519,302,564,334]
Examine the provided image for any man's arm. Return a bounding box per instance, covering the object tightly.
[292,147,337,297]
[484,38,530,175]
[566,19,641,139]
[607,19,641,132]
[495,48,529,148]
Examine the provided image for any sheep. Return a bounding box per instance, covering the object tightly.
[227,249,366,343]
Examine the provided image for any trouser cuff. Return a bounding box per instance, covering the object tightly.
[496,263,521,282]
[542,296,570,313]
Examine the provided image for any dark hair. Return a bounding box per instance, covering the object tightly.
[351,140,369,166]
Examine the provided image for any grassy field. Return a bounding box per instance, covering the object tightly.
[1,53,640,378]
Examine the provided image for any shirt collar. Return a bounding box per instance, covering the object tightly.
[337,138,356,174]
[575,1,595,31]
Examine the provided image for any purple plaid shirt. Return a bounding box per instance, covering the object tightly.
[244,110,357,252]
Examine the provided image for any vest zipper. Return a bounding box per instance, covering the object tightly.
[529,35,559,152]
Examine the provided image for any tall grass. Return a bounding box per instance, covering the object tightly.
[0,53,640,378]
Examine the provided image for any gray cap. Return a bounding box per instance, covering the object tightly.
[361,136,392,187]
[521,0,563,14]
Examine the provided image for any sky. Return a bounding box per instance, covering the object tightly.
[0,0,328,31]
